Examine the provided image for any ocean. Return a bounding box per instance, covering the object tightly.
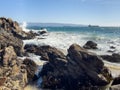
[22,23,120,55]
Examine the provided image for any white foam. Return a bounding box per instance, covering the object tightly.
[20,22,30,32]
[23,31,120,55]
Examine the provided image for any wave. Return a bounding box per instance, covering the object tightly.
[20,22,30,32]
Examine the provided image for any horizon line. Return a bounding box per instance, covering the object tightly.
[20,22,120,27]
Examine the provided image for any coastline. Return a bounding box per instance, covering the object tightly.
[0,17,120,90]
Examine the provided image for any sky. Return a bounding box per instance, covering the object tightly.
[0,0,120,26]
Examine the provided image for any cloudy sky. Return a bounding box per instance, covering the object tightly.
[0,0,120,26]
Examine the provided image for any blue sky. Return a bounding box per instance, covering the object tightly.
[0,0,120,26]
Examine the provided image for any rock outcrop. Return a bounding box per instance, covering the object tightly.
[83,41,98,49]
[0,46,28,90]
[24,44,66,61]
[39,44,113,90]
[0,17,38,90]
[0,17,35,40]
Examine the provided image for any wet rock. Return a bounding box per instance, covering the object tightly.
[101,53,120,62]
[39,44,112,89]
[23,58,37,82]
[83,41,98,49]
[110,46,116,49]
[107,50,116,53]
[38,30,47,35]
[24,44,66,61]
[112,76,120,85]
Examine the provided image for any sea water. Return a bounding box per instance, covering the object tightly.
[24,23,120,55]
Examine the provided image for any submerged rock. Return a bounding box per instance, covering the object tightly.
[38,29,48,35]
[83,41,98,49]
[39,44,113,90]
[24,44,66,61]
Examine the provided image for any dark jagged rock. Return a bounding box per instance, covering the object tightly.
[24,44,66,61]
[23,58,37,82]
[39,44,113,90]
[101,53,120,62]
[83,41,98,49]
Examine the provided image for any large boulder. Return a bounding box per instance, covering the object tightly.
[24,44,66,61]
[101,53,120,63]
[83,41,98,49]
[39,44,113,89]
[0,46,28,90]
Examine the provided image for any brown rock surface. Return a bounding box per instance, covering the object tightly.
[0,46,28,90]
[0,17,35,40]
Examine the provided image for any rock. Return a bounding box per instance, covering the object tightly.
[0,46,28,90]
[38,29,47,35]
[2,46,17,67]
[0,30,23,56]
[23,58,37,82]
[110,46,116,49]
[83,41,98,49]
[112,76,120,85]
[101,53,120,62]
[107,50,116,53]
[0,17,35,40]
[39,44,112,89]
[24,44,66,61]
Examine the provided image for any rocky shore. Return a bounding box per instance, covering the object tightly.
[0,17,120,90]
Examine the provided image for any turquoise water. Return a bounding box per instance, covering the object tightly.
[27,26,120,38]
